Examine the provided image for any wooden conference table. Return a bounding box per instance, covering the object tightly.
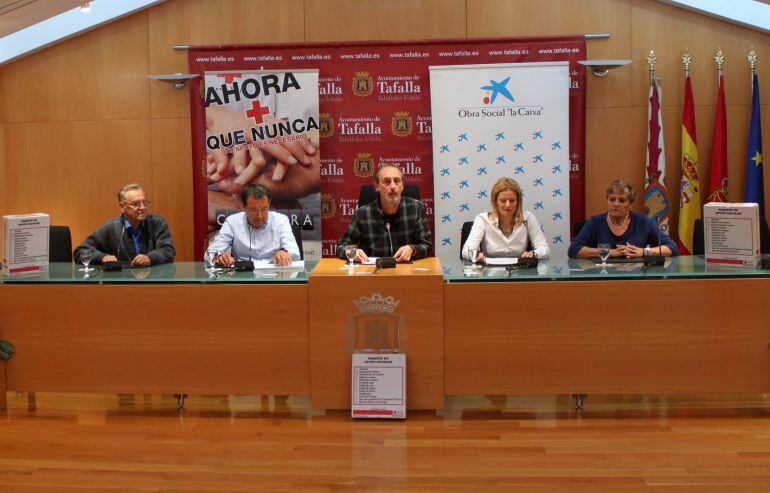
[308,258,444,409]
[442,256,770,395]
[0,259,444,410]
[1,257,769,411]
[0,262,310,409]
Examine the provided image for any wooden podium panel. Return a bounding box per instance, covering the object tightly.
[309,258,444,409]
[0,284,308,395]
[445,279,770,394]
[0,359,5,410]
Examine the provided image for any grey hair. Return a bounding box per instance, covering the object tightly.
[118,183,143,202]
[606,180,636,203]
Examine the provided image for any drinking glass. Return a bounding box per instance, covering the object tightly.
[204,250,217,269]
[468,247,479,264]
[344,245,358,267]
[79,247,94,273]
[598,243,611,267]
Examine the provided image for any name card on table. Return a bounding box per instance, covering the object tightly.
[3,213,49,276]
[704,202,760,267]
[351,353,406,419]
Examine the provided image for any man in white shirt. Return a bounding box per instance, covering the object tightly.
[207,184,300,267]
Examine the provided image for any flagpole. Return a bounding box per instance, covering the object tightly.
[647,49,657,83]
[683,50,691,78]
[715,48,724,81]
[748,48,757,91]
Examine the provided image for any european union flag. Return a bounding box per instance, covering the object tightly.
[745,73,764,215]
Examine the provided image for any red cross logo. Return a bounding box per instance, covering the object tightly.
[218,73,242,84]
[246,100,270,124]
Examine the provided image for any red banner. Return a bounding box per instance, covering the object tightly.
[188,37,586,259]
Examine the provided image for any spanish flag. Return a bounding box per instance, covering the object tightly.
[677,72,701,254]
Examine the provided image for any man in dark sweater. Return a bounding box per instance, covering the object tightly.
[336,164,432,263]
[73,183,175,266]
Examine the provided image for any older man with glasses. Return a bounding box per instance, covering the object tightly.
[73,183,176,266]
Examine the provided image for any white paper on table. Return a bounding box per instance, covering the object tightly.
[254,270,300,279]
[252,259,305,270]
[484,257,519,266]
[361,257,379,265]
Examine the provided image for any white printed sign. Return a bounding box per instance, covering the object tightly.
[429,62,571,262]
[3,213,49,276]
[351,353,406,419]
[704,202,760,267]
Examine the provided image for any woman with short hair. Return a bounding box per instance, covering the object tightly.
[568,179,678,259]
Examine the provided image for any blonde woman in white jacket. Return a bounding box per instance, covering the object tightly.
[461,177,549,262]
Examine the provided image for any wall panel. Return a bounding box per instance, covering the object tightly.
[468,0,633,109]
[0,124,4,253]
[585,107,634,216]
[148,0,305,119]
[4,121,153,251]
[151,118,194,261]
[630,0,770,109]
[304,0,466,42]
[0,13,150,124]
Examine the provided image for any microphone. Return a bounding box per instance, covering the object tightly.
[386,222,394,257]
[116,225,126,260]
[247,215,253,262]
[376,257,396,269]
[234,215,254,271]
[515,218,537,267]
[522,218,532,256]
[659,218,663,257]
[102,225,127,270]
[643,216,665,268]
[515,256,539,269]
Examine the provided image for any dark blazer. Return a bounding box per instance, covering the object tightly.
[568,211,678,258]
[73,214,175,265]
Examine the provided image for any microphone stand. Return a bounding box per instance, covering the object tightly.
[642,217,665,269]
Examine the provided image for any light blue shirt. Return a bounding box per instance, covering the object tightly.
[206,211,300,261]
[123,217,144,255]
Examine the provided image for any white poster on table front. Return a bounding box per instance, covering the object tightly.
[351,353,406,419]
[429,62,571,264]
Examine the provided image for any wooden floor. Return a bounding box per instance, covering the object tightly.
[2,393,770,492]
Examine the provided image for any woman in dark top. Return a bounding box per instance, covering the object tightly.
[568,180,678,258]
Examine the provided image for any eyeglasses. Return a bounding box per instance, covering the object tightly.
[122,200,150,209]
[607,197,629,204]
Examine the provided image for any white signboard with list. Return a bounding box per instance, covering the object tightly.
[351,353,406,419]
[3,213,49,276]
[704,202,760,267]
